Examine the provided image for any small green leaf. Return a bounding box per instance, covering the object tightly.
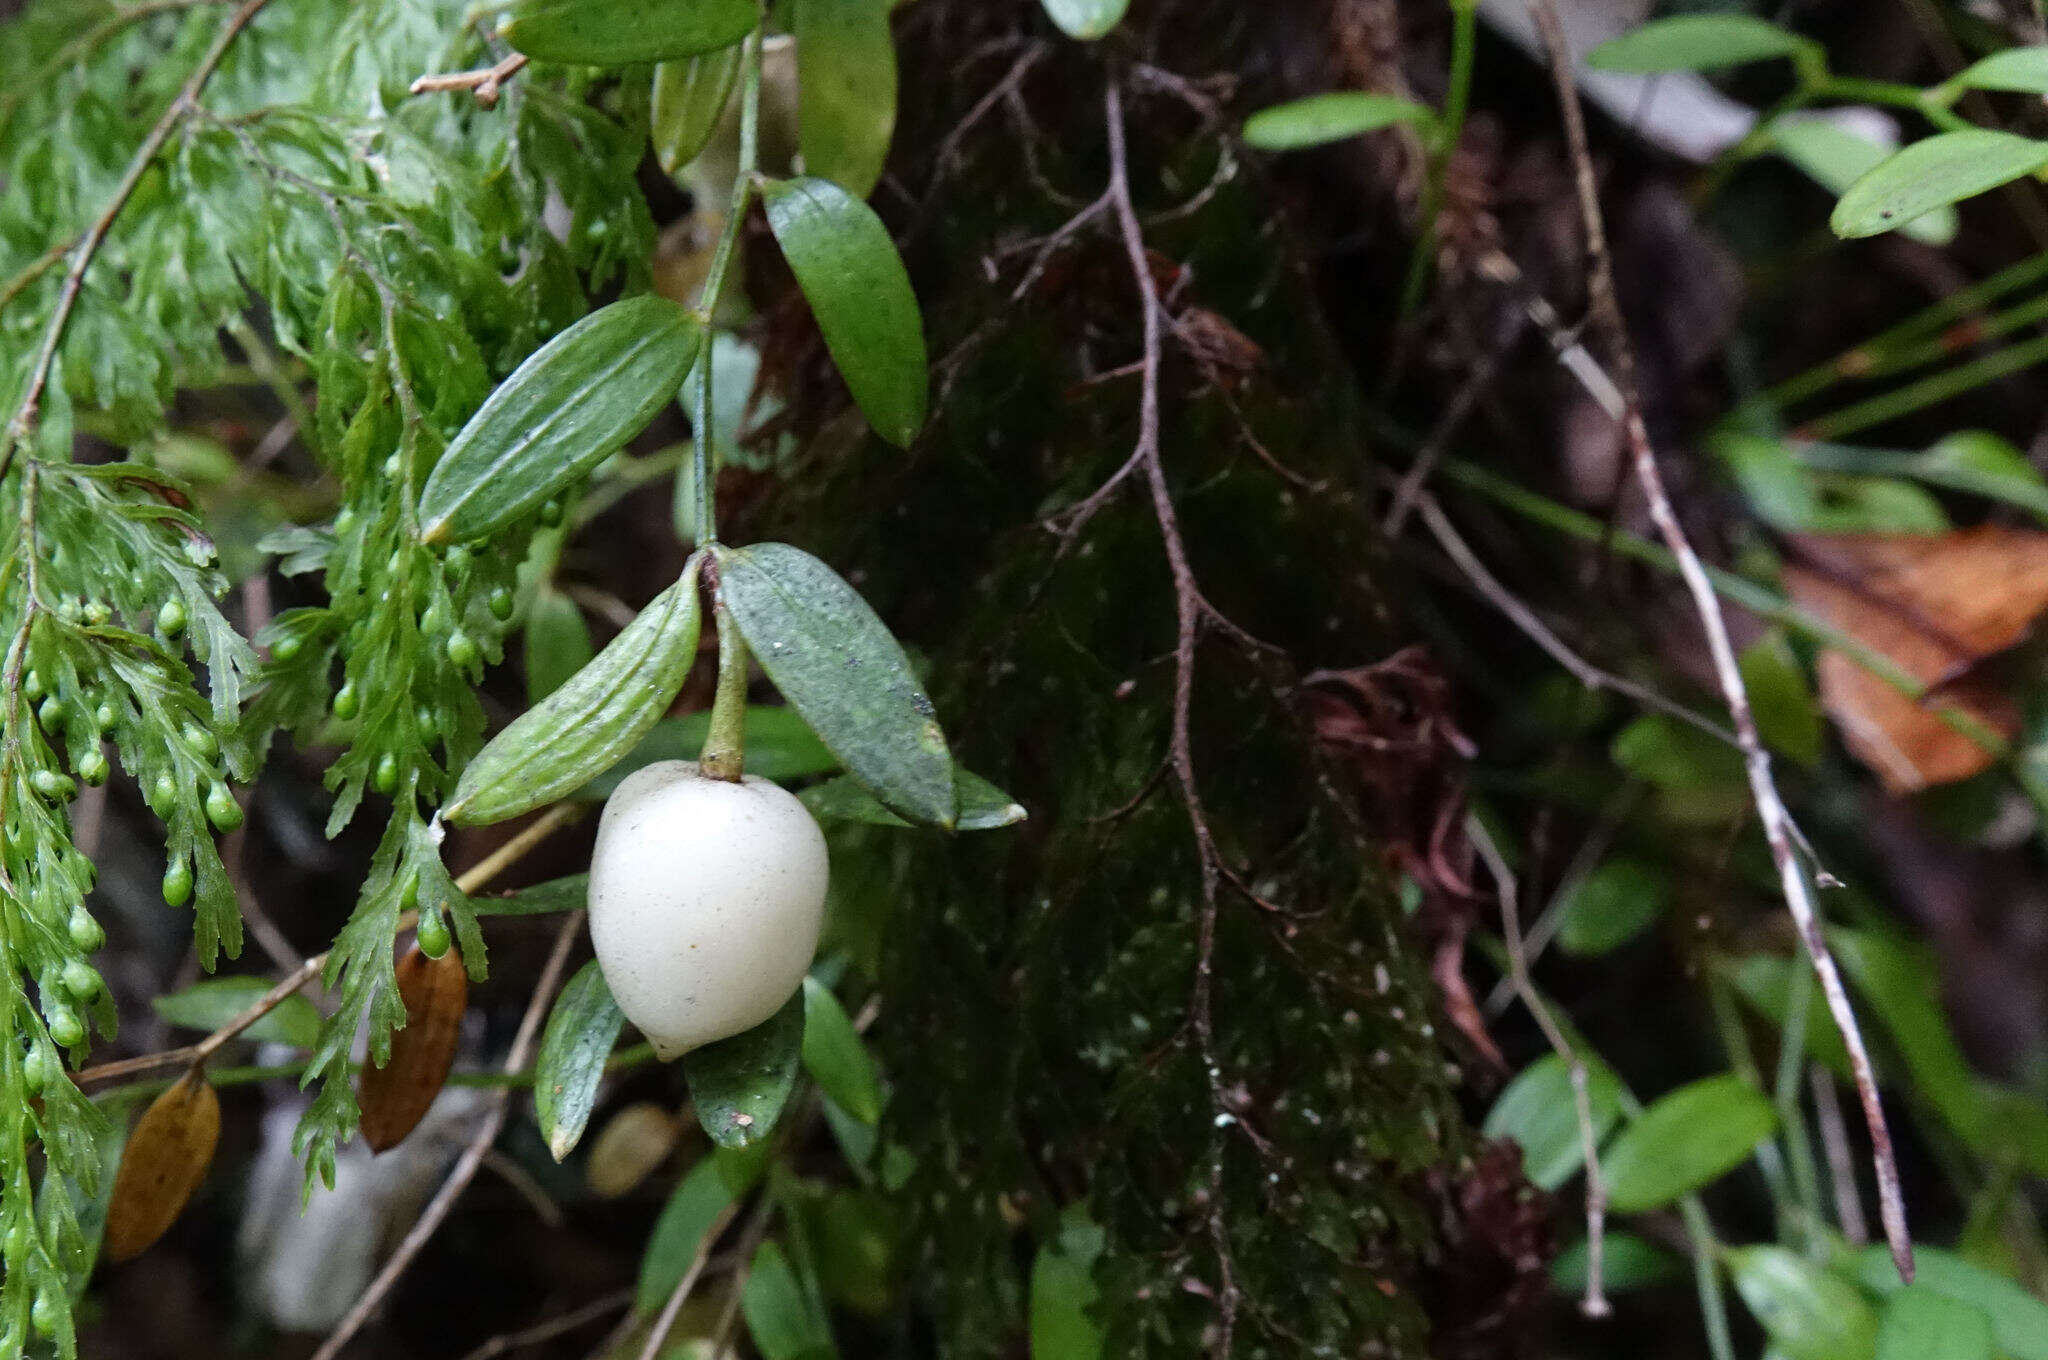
[447,559,703,825]
[1832,131,2048,240]
[715,543,956,826]
[1586,15,1811,73]
[652,45,744,176]
[473,874,589,917]
[683,989,805,1148]
[525,589,594,703]
[793,0,897,198]
[1722,954,1853,1081]
[153,977,321,1049]
[1611,714,1743,790]
[1851,1245,2048,1360]
[1877,1286,1994,1360]
[1770,120,1958,247]
[1243,92,1435,151]
[1556,858,1670,957]
[743,1240,836,1359]
[1603,1074,1776,1212]
[762,177,927,447]
[1552,1233,1683,1293]
[1740,632,1823,768]
[503,0,758,65]
[636,1147,769,1314]
[1726,1246,1880,1360]
[1481,1052,1624,1190]
[1030,1207,1106,1360]
[800,769,1024,831]
[1829,928,1992,1152]
[418,297,703,543]
[577,707,839,801]
[535,961,628,1161]
[1039,0,1127,41]
[801,977,881,1125]
[1951,46,2048,95]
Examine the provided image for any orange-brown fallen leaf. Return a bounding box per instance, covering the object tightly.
[359,944,467,1153]
[105,1066,220,1262]
[1784,527,2048,792]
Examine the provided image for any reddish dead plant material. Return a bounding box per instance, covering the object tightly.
[105,1065,221,1262]
[359,943,468,1153]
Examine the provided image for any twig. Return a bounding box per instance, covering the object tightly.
[0,0,275,480]
[1382,316,1525,534]
[409,52,529,109]
[1526,0,1913,1285]
[1810,1066,1869,1248]
[456,1289,633,1360]
[1469,816,1610,1318]
[635,1201,742,1360]
[73,803,583,1088]
[311,909,584,1360]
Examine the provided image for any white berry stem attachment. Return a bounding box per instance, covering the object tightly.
[699,587,749,783]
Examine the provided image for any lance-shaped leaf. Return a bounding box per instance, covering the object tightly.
[652,44,744,176]
[1243,92,1435,151]
[801,977,881,1124]
[503,0,757,66]
[358,944,468,1153]
[446,558,703,825]
[715,542,955,826]
[1603,1073,1776,1211]
[536,960,628,1160]
[1040,0,1128,41]
[793,0,897,198]
[762,177,927,447]
[418,297,702,543]
[683,988,804,1148]
[1586,14,1812,73]
[800,768,1023,831]
[106,1067,220,1262]
[637,1146,770,1313]
[1833,131,2048,240]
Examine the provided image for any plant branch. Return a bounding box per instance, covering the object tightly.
[455,1289,632,1360]
[311,908,583,1360]
[0,0,276,481]
[1526,0,1913,1284]
[409,51,528,108]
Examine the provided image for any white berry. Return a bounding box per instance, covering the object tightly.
[586,760,828,1059]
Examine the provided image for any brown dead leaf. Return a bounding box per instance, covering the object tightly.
[105,1066,220,1262]
[359,944,467,1153]
[1783,527,2048,792]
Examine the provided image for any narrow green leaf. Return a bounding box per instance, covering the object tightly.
[1851,1245,2048,1360]
[1556,858,1670,957]
[1603,1074,1776,1212]
[652,45,744,176]
[1030,1207,1106,1360]
[1722,953,1854,1081]
[1552,1233,1683,1293]
[535,961,628,1161]
[800,769,1024,831]
[1243,92,1435,151]
[1481,1052,1624,1190]
[153,977,321,1049]
[1770,120,1958,247]
[716,542,956,826]
[576,707,838,801]
[473,874,589,917]
[1727,1246,1880,1360]
[1832,131,2048,240]
[503,0,758,65]
[1877,1286,1994,1360]
[683,989,805,1148]
[1586,15,1811,73]
[1828,928,1992,1153]
[525,589,594,703]
[743,1240,835,1359]
[1740,632,1824,768]
[1039,0,1127,41]
[762,177,927,447]
[801,977,881,1125]
[793,0,897,198]
[636,1146,769,1314]
[418,297,702,543]
[1951,46,2048,95]
[447,559,703,825]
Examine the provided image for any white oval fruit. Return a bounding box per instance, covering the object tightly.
[587,760,828,1059]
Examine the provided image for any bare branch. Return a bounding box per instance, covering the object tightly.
[409,52,529,109]
[1524,0,1913,1283]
